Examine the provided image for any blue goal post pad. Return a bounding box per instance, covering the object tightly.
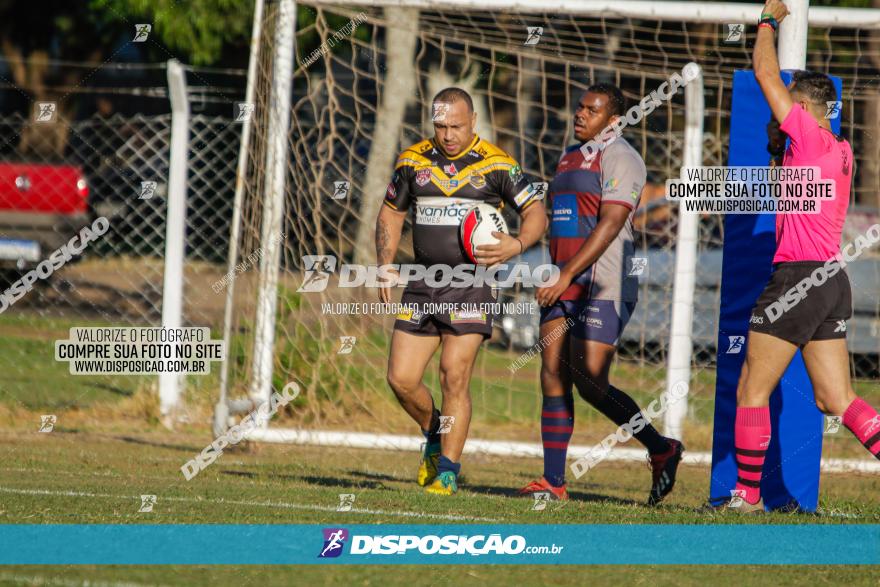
[710,69,842,512]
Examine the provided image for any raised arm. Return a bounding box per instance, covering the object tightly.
[753,0,792,124]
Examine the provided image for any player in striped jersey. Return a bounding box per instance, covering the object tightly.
[518,83,684,505]
[376,87,547,495]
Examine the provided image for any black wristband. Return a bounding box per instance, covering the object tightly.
[767,142,785,157]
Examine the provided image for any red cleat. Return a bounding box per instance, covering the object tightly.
[518,476,569,501]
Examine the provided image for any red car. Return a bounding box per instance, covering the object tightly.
[0,162,90,271]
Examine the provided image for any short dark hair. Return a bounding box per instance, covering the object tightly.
[432,87,474,113]
[790,71,837,106]
[585,83,626,117]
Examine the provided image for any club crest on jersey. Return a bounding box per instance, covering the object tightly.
[443,163,458,176]
[416,167,432,186]
[470,172,486,189]
[509,164,523,184]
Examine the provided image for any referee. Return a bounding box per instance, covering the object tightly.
[725,0,880,513]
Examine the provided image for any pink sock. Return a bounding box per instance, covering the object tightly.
[734,406,770,505]
[843,397,880,460]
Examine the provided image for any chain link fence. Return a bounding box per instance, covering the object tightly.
[0,67,246,398]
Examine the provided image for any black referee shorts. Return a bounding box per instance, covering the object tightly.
[748,261,852,346]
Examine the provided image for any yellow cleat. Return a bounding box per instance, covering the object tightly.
[417,442,441,487]
[425,471,458,495]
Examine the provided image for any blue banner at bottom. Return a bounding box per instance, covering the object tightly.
[1,524,877,565]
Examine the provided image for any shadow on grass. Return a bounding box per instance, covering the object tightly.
[347,470,408,484]
[222,469,388,490]
[115,435,203,453]
[463,482,640,506]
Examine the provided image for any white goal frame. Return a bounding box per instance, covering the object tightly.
[221,0,880,474]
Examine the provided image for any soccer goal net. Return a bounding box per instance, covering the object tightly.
[218,0,880,465]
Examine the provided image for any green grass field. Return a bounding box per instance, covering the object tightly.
[2,311,879,584]
[1,566,877,587]
[1,430,880,585]
[4,430,880,525]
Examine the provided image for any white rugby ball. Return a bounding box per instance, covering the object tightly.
[460,203,509,264]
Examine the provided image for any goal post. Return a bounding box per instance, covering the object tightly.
[215,0,266,436]
[218,0,880,473]
[662,63,703,442]
[249,0,296,408]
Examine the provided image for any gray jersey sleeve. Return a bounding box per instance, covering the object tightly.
[600,140,646,209]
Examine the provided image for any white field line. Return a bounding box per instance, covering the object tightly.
[0,573,169,587]
[0,487,498,523]
[247,428,880,474]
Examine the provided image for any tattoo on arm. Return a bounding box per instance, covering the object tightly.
[375,217,391,264]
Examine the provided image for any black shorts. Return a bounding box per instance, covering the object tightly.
[393,284,495,338]
[749,261,852,346]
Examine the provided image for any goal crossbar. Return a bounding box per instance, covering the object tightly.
[330,0,880,28]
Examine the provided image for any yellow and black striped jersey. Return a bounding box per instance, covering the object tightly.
[383,134,541,266]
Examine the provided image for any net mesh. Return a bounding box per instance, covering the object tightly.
[225,3,880,456]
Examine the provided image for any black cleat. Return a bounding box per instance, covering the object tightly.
[647,438,684,506]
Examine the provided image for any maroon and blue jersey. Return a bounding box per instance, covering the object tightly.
[547,138,646,302]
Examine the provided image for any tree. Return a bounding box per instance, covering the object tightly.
[0,0,253,158]
[92,0,253,66]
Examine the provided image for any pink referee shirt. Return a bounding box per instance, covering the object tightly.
[774,104,853,263]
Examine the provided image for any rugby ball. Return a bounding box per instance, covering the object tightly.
[460,203,509,264]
